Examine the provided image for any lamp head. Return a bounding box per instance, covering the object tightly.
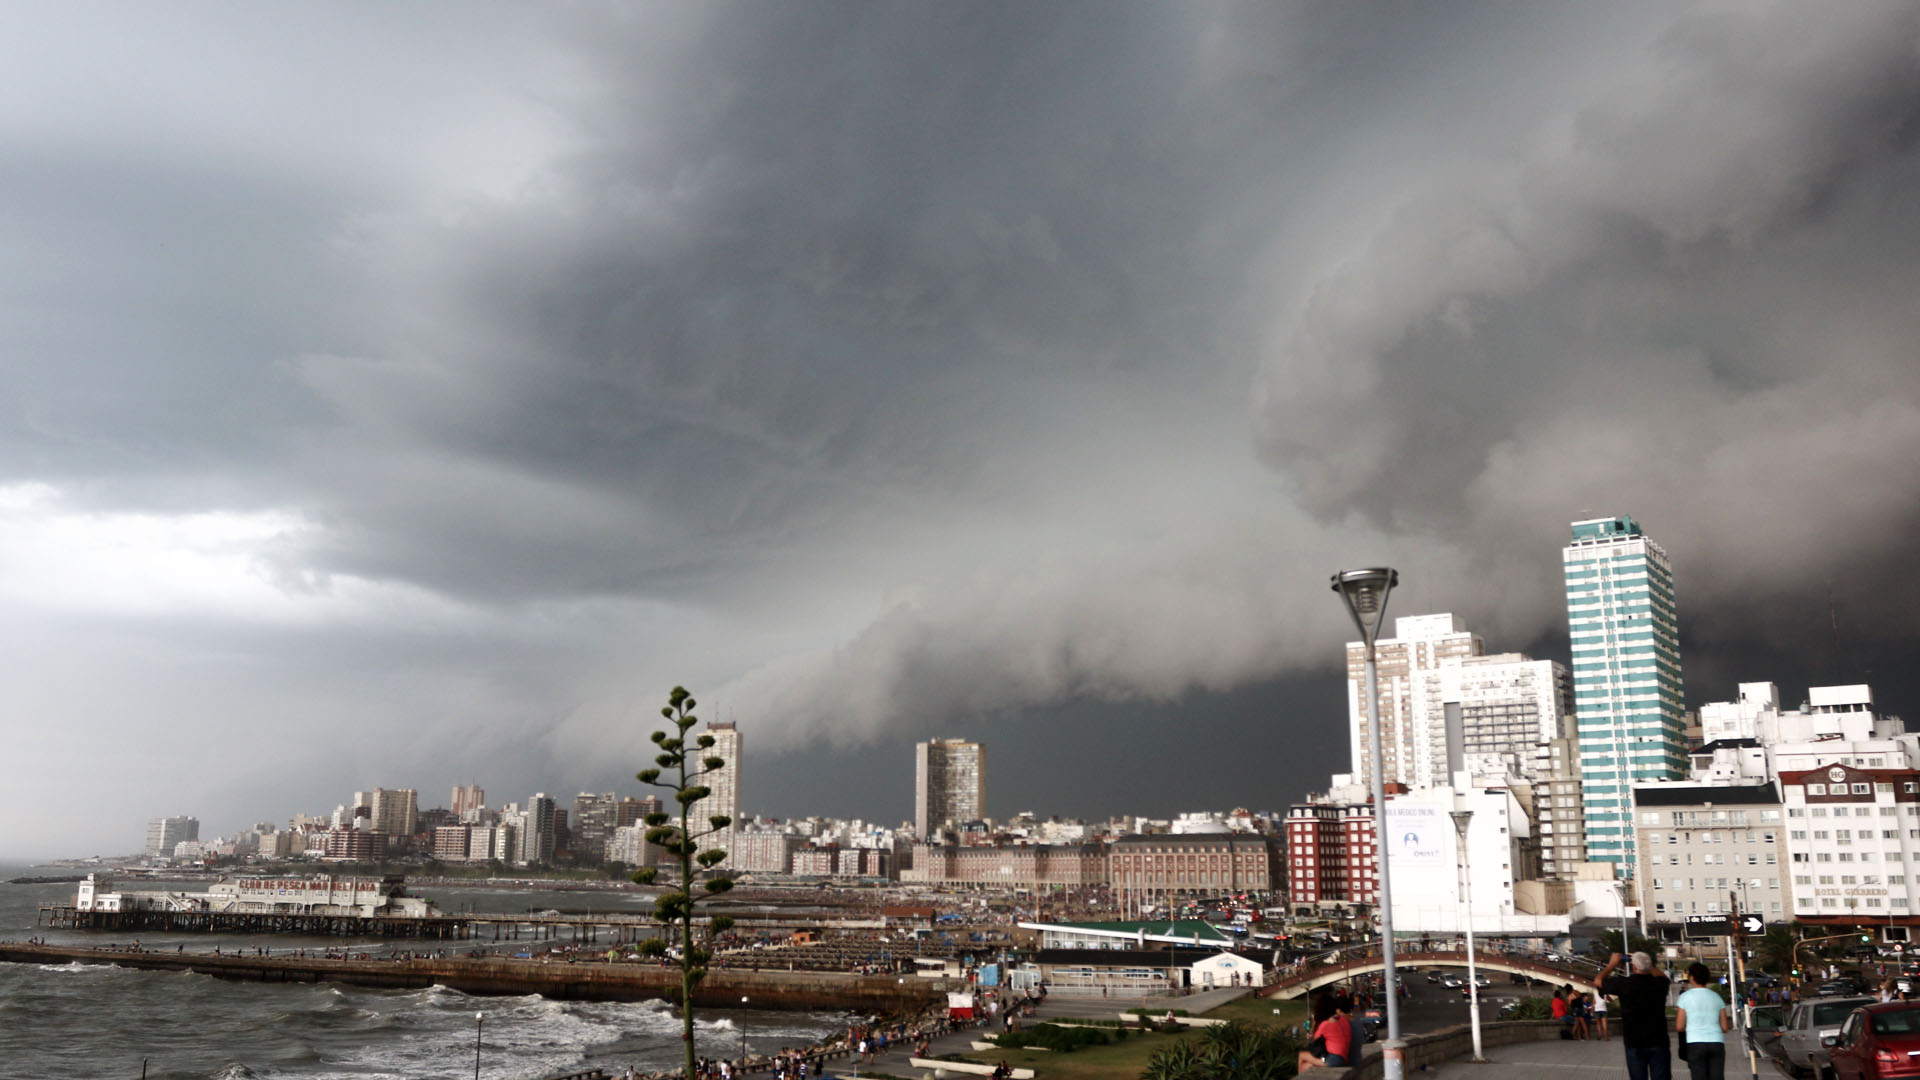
[1331,567,1399,645]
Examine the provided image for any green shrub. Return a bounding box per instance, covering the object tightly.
[1142,1021,1302,1080]
[995,1024,1114,1053]
[1501,997,1555,1021]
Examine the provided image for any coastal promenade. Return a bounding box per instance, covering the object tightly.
[894,986,1793,1080]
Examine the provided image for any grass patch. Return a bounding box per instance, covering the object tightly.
[956,1026,1203,1080]
[1203,996,1309,1029]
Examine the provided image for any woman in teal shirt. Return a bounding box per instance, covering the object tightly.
[1675,961,1731,1080]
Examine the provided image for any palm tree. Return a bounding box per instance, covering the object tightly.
[1754,926,1797,975]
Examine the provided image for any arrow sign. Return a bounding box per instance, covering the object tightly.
[1739,913,1764,935]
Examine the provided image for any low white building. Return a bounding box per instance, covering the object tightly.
[1189,950,1264,989]
[1385,777,1568,935]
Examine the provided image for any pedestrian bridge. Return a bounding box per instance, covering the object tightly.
[1263,949,1600,1000]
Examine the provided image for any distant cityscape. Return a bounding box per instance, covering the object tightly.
[138,513,1909,944]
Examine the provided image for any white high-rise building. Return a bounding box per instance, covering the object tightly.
[1345,614,1484,789]
[145,816,199,859]
[693,721,742,840]
[915,738,985,840]
[1434,653,1574,785]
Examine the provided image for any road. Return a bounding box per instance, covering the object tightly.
[1396,963,1556,1036]
[1396,962,1793,1077]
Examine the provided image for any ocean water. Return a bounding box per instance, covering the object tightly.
[0,865,847,1080]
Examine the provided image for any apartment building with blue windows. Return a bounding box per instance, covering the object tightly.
[1564,515,1686,871]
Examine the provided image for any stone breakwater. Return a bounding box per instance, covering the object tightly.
[0,942,953,1011]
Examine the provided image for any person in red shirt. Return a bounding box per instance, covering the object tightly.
[1297,991,1355,1071]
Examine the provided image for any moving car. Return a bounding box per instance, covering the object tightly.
[1824,1001,1920,1079]
[1783,996,1878,1077]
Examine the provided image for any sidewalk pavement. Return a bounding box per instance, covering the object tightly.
[1404,1037,1787,1078]
[887,989,1794,1080]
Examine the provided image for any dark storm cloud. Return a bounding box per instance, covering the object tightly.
[4,1,1918,853]
[1251,0,1920,692]
[292,2,1665,739]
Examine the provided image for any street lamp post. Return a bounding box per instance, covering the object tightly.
[740,997,749,1065]
[474,1012,484,1080]
[1333,566,1404,1080]
[1450,805,1484,1063]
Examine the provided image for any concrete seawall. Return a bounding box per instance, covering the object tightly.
[0,943,952,1011]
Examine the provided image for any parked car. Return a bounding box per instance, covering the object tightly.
[1782,996,1878,1078]
[1824,1001,1920,1080]
[1747,1004,1787,1068]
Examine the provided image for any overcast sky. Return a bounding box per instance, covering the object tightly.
[5,2,1920,860]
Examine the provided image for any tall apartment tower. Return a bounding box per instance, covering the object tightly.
[571,792,620,864]
[1346,614,1484,789]
[522,793,558,865]
[1564,515,1686,870]
[369,788,419,839]
[1438,653,1574,784]
[695,721,742,838]
[145,815,200,858]
[451,785,485,818]
[914,738,985,840]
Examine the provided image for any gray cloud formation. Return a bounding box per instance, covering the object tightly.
[2,1,1918,855]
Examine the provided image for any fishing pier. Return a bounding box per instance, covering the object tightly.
[36,903,665,943]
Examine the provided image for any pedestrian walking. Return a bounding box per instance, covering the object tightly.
[1675,961,1730,1080]
[1598,950,1674,1080]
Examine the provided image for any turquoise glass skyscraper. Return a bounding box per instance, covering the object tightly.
[1564,515,1686,870]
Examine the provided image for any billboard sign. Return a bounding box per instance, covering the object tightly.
[1383,804,1448,868]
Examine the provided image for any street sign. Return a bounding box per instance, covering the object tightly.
[1686,914,1733,939]
[1737,913,1764,935]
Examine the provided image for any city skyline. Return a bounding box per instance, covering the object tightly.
[6,3,1920,859]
